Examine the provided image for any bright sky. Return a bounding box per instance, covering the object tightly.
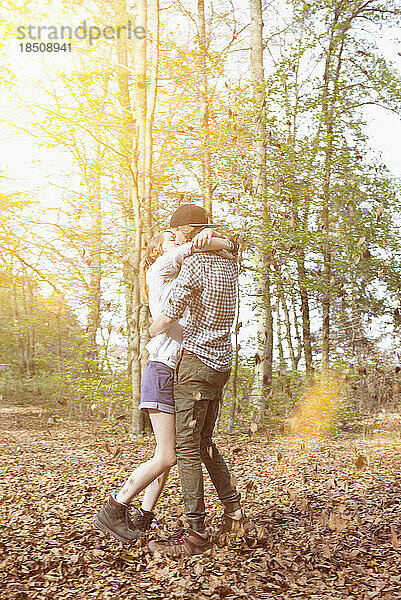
[2,6,401,188]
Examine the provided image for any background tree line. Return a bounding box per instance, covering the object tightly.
[1,0,401,436]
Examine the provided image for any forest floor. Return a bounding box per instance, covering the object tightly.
[1,399,401,600]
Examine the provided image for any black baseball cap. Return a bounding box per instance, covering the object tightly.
[169,204,220,228]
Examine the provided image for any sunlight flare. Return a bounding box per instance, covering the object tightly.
[289,372,345,437]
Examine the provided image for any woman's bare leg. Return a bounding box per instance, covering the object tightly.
[141,468,170,512]
[115,409,176,505]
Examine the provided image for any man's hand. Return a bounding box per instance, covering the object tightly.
[192,228,213,249]
[149,314,175,337]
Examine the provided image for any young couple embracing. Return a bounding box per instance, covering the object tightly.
[94,204,253,557]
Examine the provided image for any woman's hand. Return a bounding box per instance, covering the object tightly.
[149,314,174,337]
[192,228,214,249]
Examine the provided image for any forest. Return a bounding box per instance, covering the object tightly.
[1,0,401,598]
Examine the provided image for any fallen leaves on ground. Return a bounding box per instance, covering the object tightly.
[1,400,401,600]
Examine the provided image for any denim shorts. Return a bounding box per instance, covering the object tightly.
[139,360,175,415]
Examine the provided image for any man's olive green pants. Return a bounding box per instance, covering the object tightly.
[174,353,241,533]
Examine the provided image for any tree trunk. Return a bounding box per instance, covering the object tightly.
[198,0,212,216]
[249,0,273,422]
[26,281,36,375]
[114,0,148,437]
[145,0,159,237]
[11,278,26,375]
[290,292,302,370]
[296,250,313,374]
[278,284,297,370]
[130,0,147,437]
[227,257,241,433]
[320,6,346,371]
[56,314,62,373]
[21,281,33,376]
[140,0,159,378]
[276,301,285,368]
[86,155,102,363]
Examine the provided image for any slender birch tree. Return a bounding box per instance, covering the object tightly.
[249,0,273,421]
[197,0,213,216]
[114,0,159,436]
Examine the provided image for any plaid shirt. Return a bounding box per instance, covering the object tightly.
[163,253,238,372]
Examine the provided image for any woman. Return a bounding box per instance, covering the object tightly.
[94,228,235,543]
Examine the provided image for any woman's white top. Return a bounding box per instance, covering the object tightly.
[145,242,192,369]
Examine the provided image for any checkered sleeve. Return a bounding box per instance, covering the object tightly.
[163,256,202,320]
[154,242,193,279]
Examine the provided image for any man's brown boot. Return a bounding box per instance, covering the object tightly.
[148,528,211,557]
[221,510,255,534]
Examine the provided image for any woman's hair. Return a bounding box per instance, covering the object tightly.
[140,231,170,298]
[143,232,166,271]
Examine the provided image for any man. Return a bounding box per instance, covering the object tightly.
[147,204,253,557]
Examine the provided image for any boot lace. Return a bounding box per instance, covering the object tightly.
[169,528,186,541]
[128,509,154,532]
[163,528,189,546]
